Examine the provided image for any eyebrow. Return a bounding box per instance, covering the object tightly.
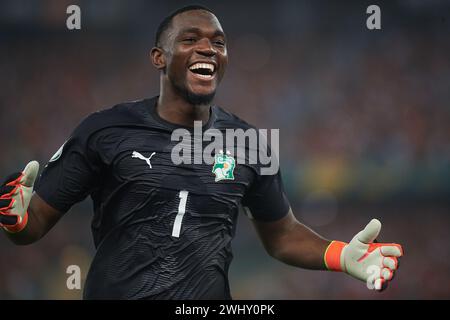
[178,27,226,38]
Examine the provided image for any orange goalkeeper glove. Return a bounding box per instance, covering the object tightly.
[324,219,403,291]
[0,161,39,233]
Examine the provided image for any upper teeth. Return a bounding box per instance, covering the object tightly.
[189,63,214,72]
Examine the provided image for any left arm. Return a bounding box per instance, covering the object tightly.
[252,208,330,270]
[243,165,402,290]
[252,207,403,290]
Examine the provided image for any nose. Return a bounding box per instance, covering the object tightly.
[195,38,216,57]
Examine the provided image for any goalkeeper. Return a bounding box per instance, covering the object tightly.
[0,5,402,299]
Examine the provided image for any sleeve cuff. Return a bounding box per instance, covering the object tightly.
[324,240,347,272]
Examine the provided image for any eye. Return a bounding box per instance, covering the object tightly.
[183,37,197,44]
[214,40,226,47]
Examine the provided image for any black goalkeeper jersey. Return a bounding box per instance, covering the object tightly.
[35,96,290,299]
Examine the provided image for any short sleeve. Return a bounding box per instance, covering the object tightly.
[242,169,290,222]
[35,116,104,213]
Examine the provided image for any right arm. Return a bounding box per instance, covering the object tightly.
[2,113,105,245]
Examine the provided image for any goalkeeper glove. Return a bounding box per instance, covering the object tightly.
[0,161,39,233]
[324,219,403,291]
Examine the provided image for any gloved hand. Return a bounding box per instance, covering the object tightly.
[325,219,403,291]
[0,161,39,233]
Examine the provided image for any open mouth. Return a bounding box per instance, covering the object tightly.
[188,62,216,80]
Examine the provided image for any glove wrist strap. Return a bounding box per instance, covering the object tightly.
[3,211,28,233]
[324,240,347,272]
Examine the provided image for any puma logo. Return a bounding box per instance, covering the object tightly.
[132,151,156,169]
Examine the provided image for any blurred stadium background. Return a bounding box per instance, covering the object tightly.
[0,0,449,299]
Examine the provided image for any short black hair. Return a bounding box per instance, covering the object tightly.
[154,5,215,47]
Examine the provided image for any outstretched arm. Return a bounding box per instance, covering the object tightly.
[252,208,403,291]
[0,161,63,245]
[252,208,330,270]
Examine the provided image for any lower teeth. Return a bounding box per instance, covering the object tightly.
[196,74,211,78]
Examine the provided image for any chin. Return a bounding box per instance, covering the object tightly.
[185,90,216,106]
[172,77,217,105]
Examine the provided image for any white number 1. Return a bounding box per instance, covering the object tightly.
[172,190,189,238]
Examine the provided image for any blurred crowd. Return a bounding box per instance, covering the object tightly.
[0,0,449,299]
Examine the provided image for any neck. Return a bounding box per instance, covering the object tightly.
[157,82,211,127]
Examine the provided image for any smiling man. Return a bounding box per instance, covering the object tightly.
[0,5,403,299]
[153,7,227,114]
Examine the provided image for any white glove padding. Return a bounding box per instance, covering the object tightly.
[341,219,403,290]
[325,219,403,291]
[0,161,39,233]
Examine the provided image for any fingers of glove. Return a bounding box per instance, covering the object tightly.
[0,198,14,210]
[380,244,403,257]
[20,161,39,187]
[0,213,18,226]
[374,278,389,291]
[381,267,394,281]
[383,257,398,270]
[0,185,18,199]
[357,219,382,244]
[2,172,22,186]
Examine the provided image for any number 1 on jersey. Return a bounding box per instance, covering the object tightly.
[172,190,189,238]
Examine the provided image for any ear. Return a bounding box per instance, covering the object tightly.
[150,47,166,71]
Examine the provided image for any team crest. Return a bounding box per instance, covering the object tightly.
[212,150,236,182]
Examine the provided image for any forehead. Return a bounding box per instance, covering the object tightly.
[170,10,224,35]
